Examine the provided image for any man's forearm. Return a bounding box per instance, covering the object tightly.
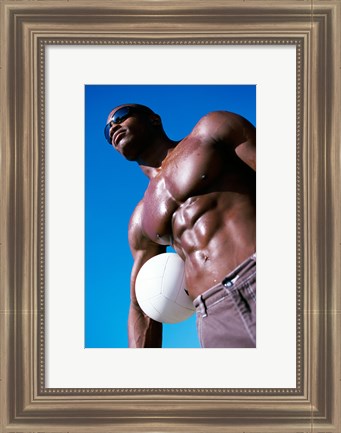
[128,303,162,348]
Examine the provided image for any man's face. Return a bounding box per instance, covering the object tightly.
[105,105,155,161]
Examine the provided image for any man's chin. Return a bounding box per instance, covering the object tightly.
[121,149,137,162]
[119,140,141,162]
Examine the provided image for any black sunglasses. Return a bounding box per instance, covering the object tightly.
[104,106,137,144]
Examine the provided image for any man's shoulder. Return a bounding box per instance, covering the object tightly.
[187,111,241,143]
[187,110,255,146]
[195,110,245,131]
[128,200,145,248]
[129,200,144,228]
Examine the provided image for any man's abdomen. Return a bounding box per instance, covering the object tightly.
[172,192,256,299]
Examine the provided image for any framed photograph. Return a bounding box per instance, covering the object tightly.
[85,84,256,351]
[1,1,340,432]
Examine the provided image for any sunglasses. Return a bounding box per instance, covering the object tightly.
[104,106,137,144]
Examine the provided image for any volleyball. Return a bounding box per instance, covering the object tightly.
[135,253,195,324]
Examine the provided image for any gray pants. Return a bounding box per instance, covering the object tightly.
[193,253,256,348]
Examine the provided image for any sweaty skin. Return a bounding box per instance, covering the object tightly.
[107,104,256,348]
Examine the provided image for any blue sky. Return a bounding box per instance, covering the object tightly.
[85,84,256,348]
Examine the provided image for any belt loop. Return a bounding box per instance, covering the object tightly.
[200,295,208,317]
[222,277,233,288]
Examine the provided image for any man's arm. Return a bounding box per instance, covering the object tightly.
[128,202,166,348]
[195,111,256,171]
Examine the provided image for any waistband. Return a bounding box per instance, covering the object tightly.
[193,252,256,309]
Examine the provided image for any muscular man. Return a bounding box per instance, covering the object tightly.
[104,103,256,348]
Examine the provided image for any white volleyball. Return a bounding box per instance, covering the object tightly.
[135,253,195,324]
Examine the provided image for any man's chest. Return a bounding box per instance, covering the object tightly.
[140,142,225,243]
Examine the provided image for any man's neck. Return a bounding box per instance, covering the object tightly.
[138,137,179,178]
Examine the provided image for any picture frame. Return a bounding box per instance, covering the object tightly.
[1,0,340,432]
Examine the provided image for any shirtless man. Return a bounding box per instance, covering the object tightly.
[104,103,256,348]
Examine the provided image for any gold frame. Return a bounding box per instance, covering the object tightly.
[1,0,340,431]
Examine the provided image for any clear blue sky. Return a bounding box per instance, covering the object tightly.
[85,84,256,348]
